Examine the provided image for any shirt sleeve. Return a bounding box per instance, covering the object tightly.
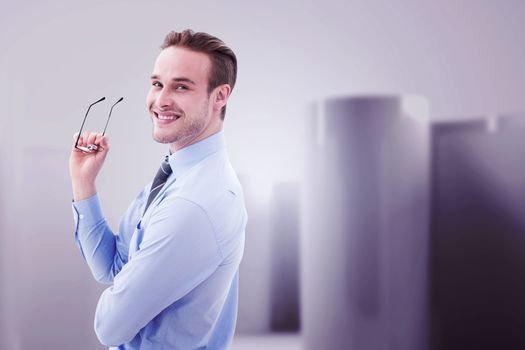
[72,194,128,284]
[92,196,223,347]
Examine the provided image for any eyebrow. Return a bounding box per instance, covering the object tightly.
[150,75,196,85]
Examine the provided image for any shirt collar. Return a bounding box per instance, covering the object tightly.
[167,131,226,178]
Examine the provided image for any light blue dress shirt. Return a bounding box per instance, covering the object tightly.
[72,131,247,349]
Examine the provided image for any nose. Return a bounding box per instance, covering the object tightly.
[156,87,172,109]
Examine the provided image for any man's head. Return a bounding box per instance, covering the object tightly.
[161,30,237,120]
[147,30,237,152]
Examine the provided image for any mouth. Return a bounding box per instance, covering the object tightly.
[153,111,182,123]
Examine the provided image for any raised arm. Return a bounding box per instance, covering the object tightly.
[69,132,126,283]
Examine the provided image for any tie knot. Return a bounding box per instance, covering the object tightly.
[160,157,173,177]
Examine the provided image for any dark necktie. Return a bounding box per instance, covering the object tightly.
[143,155,173,214]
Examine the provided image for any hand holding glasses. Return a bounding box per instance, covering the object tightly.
[75,96,124,153]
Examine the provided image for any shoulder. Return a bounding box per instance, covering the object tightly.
[162,151,247,263]
[171,150,244,211]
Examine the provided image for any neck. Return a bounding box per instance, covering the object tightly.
[169,124,222,154]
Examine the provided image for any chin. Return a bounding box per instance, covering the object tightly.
[153,131,175,144]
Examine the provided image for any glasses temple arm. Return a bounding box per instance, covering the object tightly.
[75,97,106,147]
[102,97,124,136]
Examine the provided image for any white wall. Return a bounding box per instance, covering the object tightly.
[1,0,524,348]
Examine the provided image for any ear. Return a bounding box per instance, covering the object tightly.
[212,84,232,114]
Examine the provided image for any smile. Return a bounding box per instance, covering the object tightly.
[158,115,179,120]
[154,112,182,121]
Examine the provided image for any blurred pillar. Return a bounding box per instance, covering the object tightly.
[302,96,430,350]
[237,176,273,333]
[270,182,301,332]
[430,115,525,350]
[14,147,103,350]
[0,69,20,350]
[3,70,103,349]
[0,149,13,349]
[237,179,302,334]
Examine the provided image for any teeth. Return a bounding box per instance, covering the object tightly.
[157,114,179,120]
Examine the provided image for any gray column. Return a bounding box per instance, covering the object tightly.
[302,96,431,350]
[0,69,20,350]
[3,70,104,349]
[237,176,273,333]
[430,114,525,350]
[14,147,103,350]
[237,179,302,334]
[270,182,301,332]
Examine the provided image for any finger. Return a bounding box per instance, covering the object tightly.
[79,132,90,147]
[94,133,104,147]
[99,135,110,150]
[91,133,109,153]
[86,132,98,146]
[72,132,84,147]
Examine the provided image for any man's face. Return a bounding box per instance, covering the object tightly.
[147,46,217,152]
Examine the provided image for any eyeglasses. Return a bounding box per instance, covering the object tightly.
[75,96,124,152]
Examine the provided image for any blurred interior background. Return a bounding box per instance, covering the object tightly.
[1,1,525,349]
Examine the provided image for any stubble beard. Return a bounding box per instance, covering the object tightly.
[153,99,209,146]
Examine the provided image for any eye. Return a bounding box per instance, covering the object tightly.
[175,85,189,91]
[152,81,162,88]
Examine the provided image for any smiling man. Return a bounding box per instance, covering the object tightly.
[69,30,247,349]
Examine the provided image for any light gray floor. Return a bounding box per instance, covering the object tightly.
[231,333,302,350]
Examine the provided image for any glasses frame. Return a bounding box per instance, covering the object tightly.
[75,97,124,153]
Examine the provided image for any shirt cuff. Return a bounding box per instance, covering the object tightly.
[72,193,105,229]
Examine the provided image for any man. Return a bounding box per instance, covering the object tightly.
[69,30,247,349]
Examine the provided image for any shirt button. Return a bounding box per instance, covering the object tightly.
[79,214,84,219]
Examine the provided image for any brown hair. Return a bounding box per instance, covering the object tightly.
[161,29,237,120]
